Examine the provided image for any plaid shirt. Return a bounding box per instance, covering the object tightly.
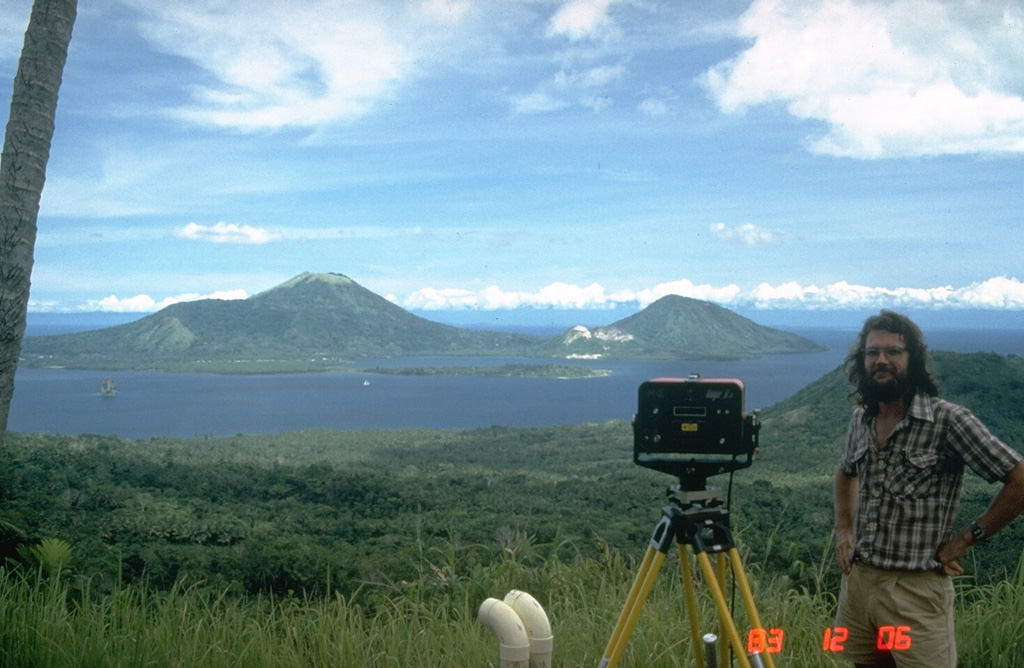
[839,394,1022,571]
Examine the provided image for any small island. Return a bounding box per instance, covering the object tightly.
[100,377,117,397]
[360,364,610,379]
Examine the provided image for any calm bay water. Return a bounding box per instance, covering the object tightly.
[10,328,1024,439]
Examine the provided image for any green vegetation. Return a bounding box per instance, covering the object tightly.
[361,363,609,378]
[3,546,1023,667]
[2,350,1023,665]
[19,272,823,372]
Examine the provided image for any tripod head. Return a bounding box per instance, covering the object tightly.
[667,484,725,512]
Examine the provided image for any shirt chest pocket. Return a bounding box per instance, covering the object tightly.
[884,450,939,498]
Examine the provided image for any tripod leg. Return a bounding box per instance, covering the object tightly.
[677,544,705,668]
[716,553,728,668]
[695,552,754,668]
[727,547,776,668]
[598,544,667,668]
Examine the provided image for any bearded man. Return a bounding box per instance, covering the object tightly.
[832,310,1024,668]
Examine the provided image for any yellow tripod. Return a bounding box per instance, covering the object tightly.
[598,486,776,668]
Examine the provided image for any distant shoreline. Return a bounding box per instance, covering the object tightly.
[360,363,610,379]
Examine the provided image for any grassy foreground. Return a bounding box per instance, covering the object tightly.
[3,545,1024,668]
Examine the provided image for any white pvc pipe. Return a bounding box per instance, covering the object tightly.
[504,590,554,668]
[478,598,531,668]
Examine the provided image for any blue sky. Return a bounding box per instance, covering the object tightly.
[2,0,1023,324]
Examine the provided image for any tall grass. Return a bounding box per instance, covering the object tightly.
[2,549,1022,667]
[955,550,1024,665]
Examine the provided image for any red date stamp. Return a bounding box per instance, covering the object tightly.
[823,626,912,652]
[746,627,784,654]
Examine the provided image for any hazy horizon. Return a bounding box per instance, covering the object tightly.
[24,304,1023,339]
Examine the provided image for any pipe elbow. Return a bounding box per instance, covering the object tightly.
[478,598,531,668]
[504,590,553,668]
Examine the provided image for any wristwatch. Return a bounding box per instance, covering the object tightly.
[969,521,987,544]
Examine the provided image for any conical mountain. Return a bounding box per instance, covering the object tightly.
[612,295,824,358]
[21,273,542,369]
[547,295,824,359]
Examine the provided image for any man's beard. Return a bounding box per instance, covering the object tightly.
[864,370,910,404]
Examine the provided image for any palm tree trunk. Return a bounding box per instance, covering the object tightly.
[0,0,78,450]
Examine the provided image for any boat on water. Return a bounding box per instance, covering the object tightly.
[100,377,117,397]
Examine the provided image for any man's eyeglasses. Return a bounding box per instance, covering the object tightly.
[864,347,908,359]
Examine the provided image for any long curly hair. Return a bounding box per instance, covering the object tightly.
[844,310,939,413]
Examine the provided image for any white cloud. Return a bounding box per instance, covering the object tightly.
[533,282,609,308]
[581,95,613,113]
[710,222,790,246]
[175,222,280,244]
[36,276,1024,314]
[554,64,626,89]
[748,278,1024,310]
[401,276,1024,312]
[514,63,626,114]
[609,279,743,306]
[403,282,612,310]
[511,91,571,114]
[90,294,160,313]
[86,289,248,313]
[41,223,429,246]
[405,278,740,310]
[952,276,1024,309]
[400,287,480,310]
[121,0,479,131]
[703,0,1024,158]
[638,97,669,116]
[547,0,618,41]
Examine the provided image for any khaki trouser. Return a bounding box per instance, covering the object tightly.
[834,562,956,667]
